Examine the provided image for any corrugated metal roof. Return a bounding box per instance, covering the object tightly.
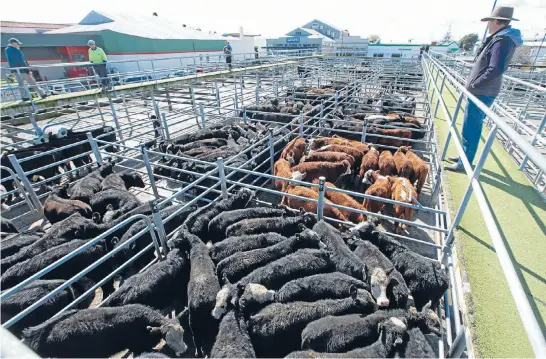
[0,21,71,29]
[47,10,226,41]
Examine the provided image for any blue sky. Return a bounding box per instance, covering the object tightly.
[3,0,545,42]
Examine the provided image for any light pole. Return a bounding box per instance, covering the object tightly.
[482,0,499,42]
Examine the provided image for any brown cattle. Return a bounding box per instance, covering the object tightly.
[301,151,355,166]
[273,158,292,190]
[378,150,396,176]
[282,185,348,225]
[399,146,429,194]
[280,137,307,166]
[393,148,413,179]
[391,176,418,232]
[361,170,392,214]
[311,180,367,224]
[359,147,380,178]
[367,127,413,147]
[315,145,365,168]
[291,160,352,183]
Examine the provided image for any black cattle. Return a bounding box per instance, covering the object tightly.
[22,304,187,358]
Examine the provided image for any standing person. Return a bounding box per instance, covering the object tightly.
[254,46,259,59]
[223,41,233,71]
[4,38,47,101]
[88,40,110,91]
[419,46,425,59]
[445,6,522,172]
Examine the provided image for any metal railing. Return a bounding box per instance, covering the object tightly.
[423,52,546,357]
[429,51,546,197]
[0,50,316,104]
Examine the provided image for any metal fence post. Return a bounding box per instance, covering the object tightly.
[440,93,464,161]
[217,157,228,199]
[150,91,161,119]
[160,113,171,141]
[361,121,368,143]
[149,200,168,259]
[215,81,221,114]
[268,129,276,176]
[317,75,321,89]
[520,112,546,170]
[433,75,446,119]
[28,113,43,137]
[86,133,103,165]
[199,103,207,129]
[189,86,198,122]
[243,109,248,125]
[7,155,45,216]
[108,97,125,145]
[445,125,498,248]
[255,85,260,105]
[234,92,239,111]
[141,146,159,199]
[274,79,279,98]
[335,91,339,110]
[299,111,304,137]
[317,177,326,220]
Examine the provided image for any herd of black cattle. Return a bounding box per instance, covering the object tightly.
[1,184,448,358]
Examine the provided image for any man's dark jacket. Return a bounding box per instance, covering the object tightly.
[465,27,523,96]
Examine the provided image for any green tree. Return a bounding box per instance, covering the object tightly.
[459,33,479,51]
[368,34,380,44]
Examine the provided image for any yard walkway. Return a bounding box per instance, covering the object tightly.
[429,72,546,357]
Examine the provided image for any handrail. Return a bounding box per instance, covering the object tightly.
[430,51,546,93]
[426,53,546,174]
[424,53,546,357]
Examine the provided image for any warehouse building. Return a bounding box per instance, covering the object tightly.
[266,19,368,54]
[1,11,255,80]
[46,11,250,74]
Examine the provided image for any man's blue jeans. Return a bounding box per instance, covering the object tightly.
[458,95,496,165]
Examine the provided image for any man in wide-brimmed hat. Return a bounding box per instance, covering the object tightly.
[445,6,523,172]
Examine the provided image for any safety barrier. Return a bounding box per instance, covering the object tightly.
[423,52,546,357]
[429,51,546,197]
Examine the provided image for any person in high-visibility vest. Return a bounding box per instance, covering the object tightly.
[88,40,110,90]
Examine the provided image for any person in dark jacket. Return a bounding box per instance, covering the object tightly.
[445,7,522,171]
[4,38,47,101]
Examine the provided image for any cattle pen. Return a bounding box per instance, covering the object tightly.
[1,51,545,358]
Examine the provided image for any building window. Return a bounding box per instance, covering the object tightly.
[296,31,301,35]
[373,53,384,57]
[392,53,402,58]
[332,32,336,38]
[320,25,324,30]
[312,23,318,28]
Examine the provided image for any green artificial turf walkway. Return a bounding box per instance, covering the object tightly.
[428,67,546,357]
